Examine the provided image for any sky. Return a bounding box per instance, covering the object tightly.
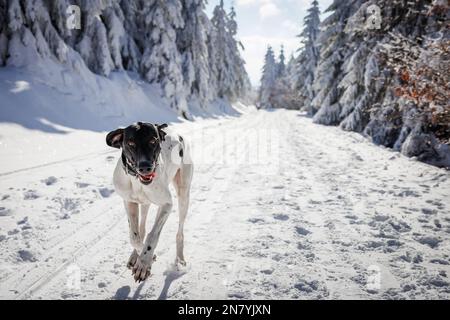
[206,0,333,87]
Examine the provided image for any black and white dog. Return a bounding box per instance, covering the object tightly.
[106,122,193,282]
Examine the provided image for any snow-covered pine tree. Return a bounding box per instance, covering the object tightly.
[210,1,232,99]
[294,0,320,115]
[0,0,250,116]
[277,45,286,78]
[210,1,250,102]
[47,0,73,43]
[227,6,251,100]
[103,2,126,71]
[340,0,431,138]
[5,0,72,66]
[140,0,187,114]
[206,17,219,98]
[177,0,212,107]
[309,0,449,167]
[119,0,142,72]
[285,53,297,89]
[311,0,359,125]
[364,0,450,165]
[0,0,8,66]
[258,46,277,109]
[76,0,114,76]
[271,49,299,110]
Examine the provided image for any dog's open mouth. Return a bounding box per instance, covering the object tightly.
[138,172,156,185]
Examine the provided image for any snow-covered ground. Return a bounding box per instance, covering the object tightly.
[0,109,449,300]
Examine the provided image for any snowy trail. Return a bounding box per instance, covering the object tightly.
[0,109,449,300]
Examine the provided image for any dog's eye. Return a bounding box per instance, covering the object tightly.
[149,138,157,145]
[128,141,136,147]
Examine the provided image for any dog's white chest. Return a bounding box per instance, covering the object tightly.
[112,161,171,206]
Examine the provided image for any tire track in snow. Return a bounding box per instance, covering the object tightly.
[0,150,117,177]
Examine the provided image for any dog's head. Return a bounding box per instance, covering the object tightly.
[106,122,168,185]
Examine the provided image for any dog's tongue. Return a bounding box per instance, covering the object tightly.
[142,172,156,180]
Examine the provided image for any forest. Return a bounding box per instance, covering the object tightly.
[259,0,449,168]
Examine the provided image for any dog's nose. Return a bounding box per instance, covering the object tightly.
[138,161,153,174]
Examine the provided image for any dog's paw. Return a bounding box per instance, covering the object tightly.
[127,250,139,269]
[132,257,152,283]
[175,257,187,269]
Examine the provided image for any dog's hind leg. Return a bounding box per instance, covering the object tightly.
[173,164,193,267]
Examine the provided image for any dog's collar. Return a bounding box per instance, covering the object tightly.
[121,153,139,177]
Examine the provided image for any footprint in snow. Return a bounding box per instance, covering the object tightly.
[273,214,289,221]
[17,217,28,225]
[75,182,90,188]
[295,226,311,236]
[8,229,20,236]
[398,253,424,264]
[416,236,441,249]
[430,259,449,265]
[18,250,37,262]
[42,176,58,186]
[345,215,358,221]
[363,241,385,250]
[24,190,40,200]
[419,276,449,288]
[294,280,328,298]
[248,218,265,224]
[260,269,274,275]
[0,207,11,216]
[421,208,438,215]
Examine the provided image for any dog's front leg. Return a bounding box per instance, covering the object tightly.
[132,202,172,282]
[124,201,144,254]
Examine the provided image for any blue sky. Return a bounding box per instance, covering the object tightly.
[206,0,333,87]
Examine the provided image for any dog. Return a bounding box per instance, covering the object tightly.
[106,122,193,282]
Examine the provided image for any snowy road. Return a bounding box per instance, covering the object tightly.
[0,109,449,300]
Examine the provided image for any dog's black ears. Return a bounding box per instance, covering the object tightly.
[106,128,124,149]
[157,124,168,141]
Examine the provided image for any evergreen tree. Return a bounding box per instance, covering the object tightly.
[119,0,141,72]
[227,6,251,100]
[178,0,212,107]
[294,0,320,115]
[258,46,277,109]
[0,0,251,116]
[0,0,7,66]
[76,0,114,76]
[311,0,359,124]
[210,1,250,102]
[277,45,286,77]
[140,0,187,113]
[311,0,449,166]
